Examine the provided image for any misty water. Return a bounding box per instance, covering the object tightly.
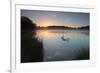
[21,29,89,63]
[35,29,89,61]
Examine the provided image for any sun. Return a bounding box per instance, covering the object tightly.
[37,20,53,27]
[43,22,51,27]
[37,19,54,27]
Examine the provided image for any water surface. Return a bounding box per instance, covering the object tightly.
[34,29,89,61]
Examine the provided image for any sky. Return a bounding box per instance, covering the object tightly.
[21,10,89,28]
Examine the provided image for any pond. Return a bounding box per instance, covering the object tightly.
[21,29,89,63]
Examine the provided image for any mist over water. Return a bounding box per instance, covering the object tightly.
[35,29,89,61]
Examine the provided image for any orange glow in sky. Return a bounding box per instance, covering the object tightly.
[39,21,51,27]
[22,10,89,28]
[36,19,54,27]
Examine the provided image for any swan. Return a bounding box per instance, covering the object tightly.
[61,35,70,41]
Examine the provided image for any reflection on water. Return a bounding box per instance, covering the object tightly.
[36,30,89,61]
[21,29,89,63]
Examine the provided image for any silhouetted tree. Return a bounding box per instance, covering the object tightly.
[21,16,37,29]
[21,16,44,63]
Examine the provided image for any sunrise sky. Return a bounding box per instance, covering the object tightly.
[21,10,89,28]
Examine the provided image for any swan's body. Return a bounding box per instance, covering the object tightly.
[61,35,69,41]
